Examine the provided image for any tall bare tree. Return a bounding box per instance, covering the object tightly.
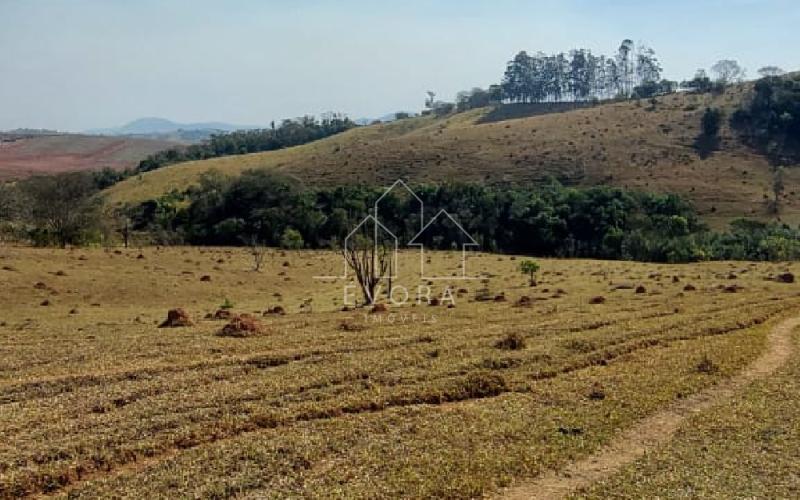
[617,39,635,96]
[249,235,266,272]
[342,234,391,305]
[770,166,785,215]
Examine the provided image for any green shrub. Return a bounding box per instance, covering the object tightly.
[731,74,800,163]
[280,228,304,250]
[695,107,722,158]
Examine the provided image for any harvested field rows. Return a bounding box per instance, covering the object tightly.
[0,247,798,497]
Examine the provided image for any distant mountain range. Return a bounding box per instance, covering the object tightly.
[86,114,414,140]
[85,117,261,143]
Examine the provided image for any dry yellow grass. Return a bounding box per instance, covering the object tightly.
[1,246,799,497]
[104,87,800,228]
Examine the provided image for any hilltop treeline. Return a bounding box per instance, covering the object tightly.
[500,40,668,103]
[451,43,759,114]
[136,114,356,173]
[448,40,673,114]
[122,170,800,262]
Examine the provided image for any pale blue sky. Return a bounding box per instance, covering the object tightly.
[1,0,796,131]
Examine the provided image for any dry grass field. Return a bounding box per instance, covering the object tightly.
[104,85,800,228]
[0,135,177,181]
[1,246,799,498]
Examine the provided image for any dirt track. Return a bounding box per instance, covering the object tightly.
[498,313,800,500]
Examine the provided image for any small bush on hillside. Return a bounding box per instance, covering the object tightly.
[701,107,723,137]
[695,107,722,158]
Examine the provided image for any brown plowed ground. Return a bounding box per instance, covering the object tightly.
[0,134,176,180]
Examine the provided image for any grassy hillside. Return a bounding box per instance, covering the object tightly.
[0,134,177,180]
[104,85,800,228]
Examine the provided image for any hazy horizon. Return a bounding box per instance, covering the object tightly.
[1,0,797,132]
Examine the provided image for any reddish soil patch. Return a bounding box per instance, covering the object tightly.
[0,134,177,180]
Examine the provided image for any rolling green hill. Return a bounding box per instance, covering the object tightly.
[104,84,800,229]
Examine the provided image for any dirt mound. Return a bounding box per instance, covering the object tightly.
[589,296,606,304]
[338,320,366,332]
[159,308,194,328]
[264,306,286,316]
[515,296,532,307]
[775,272,795,283]
[213,309,232,320]
[587,382,606,400]
[371,303,388,313]
[217,314,264,338]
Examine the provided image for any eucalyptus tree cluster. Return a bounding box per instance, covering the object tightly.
[500,39,663,103]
